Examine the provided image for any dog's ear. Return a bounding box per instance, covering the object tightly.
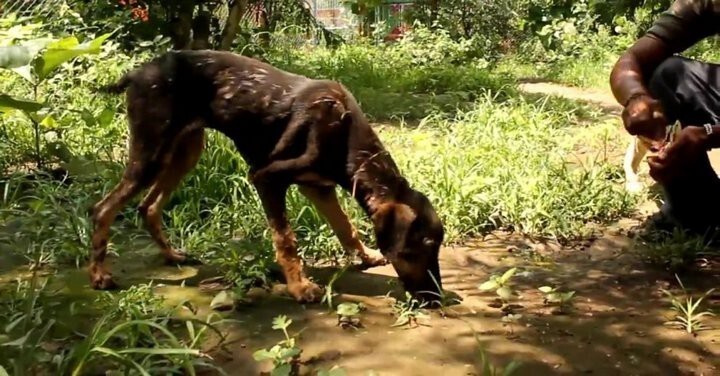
[310,97,338,110]
[372,202,417,256]
[340,110,352,127]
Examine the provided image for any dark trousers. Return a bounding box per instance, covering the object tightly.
[648,56,720,233]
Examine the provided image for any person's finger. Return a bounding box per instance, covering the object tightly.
[647,157,669,182]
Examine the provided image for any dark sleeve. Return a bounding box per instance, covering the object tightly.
[646,0,719,52]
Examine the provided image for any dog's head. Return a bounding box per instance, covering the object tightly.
[373,188,444,304]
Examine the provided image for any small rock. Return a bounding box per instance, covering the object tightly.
[246,287,269,301]
[271,283,288,296]
[210,290,235,311]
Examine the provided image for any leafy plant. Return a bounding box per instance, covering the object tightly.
[0,32,111,169]
[321,266,349,312]
[479,268,518,303]
[95,282,166,321]
[538,286,576,313]
[660,275,715,335]
[477,347,522,376]
[636,227,715,271]
[500,313,523,335]
[336,302,365,330]
[391,292,430,328]
[253,315,302,376]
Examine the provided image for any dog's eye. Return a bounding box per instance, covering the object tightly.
[423,237,435,247]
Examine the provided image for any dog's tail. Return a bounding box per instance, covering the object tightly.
[98,72,133,94]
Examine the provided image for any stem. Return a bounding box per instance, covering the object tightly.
[32,83,43,170]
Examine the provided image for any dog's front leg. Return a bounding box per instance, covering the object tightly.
[254,182,324,303]
[298,185,387,268]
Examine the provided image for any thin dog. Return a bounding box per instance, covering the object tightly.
[91,50,445,303]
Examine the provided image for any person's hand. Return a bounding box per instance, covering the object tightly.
[648,126,709,183]
[622,94,667,144]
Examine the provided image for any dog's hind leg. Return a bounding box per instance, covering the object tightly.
[298,185,387,268]
[138,128,205,264]
[254,182,324,303]
[90,140,166,289]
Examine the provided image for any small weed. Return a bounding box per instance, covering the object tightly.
[477,347,522,376]
[538,286,576,314]
[500,313,523,335]
[95,282,166,320]
[391,292,430,328]
[336,302,365,330]
[479,267,518,304]
[321,266,349,312]
[636,228,714,271]
[253,315,302,376]
[660,275,715,335]
[416,270,462,310]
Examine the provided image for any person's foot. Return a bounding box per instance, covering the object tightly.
[642,203,720,244]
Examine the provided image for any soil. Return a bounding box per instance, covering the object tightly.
[2,82,719,376]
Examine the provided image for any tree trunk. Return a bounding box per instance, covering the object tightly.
[191,10,212,49]
[429,0,440,24]
[169,0,195,50]
[220,0,249,50]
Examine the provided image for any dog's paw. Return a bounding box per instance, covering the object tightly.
[288,279,324,303]
[89,265,117,290]
[358,248,388,268]
[163,249,202,266]
[625,180,644,194]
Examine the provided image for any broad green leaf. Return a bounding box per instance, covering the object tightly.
[0,94,42,113]
[12,65,32,82]
[478,280,498,291]
[499,267,517,284]
[40,114,57,129]
[337,302,361,317]
[252,349,275,362]
[272,315,291,330]
[271,364,292,376]
[0,45,31,68]
[98,107,116,127]
[561,291,575,301]
[34,33,111,80]
[278,347,301,360]
[80,109,97,127]
[0,365,8,376]
[546,292,561,303]
[210,290,235,311]
[496,286,513,301]
[538,286,554,294]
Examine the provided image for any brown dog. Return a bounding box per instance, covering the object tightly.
[92,50,445,303]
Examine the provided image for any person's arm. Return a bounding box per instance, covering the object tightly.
[610,0,717,141]
[610,36,673,107]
